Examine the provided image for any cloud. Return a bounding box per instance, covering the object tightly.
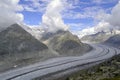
[76,21,113,38]
[23,0,50,12]
[94,0,120,29]
[107,1,120,28]
[94,21,112,32]
[41,0,69,32]
[95,0,120,30]
[76,1,120,37]
[67,23,86,31]
[0,0,24,30]
[73,27,95,38]
[93,0,118,4]
[68,23,83,28]
[62,6,104,19]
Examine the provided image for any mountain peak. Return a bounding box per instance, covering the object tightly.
[10,23,20,27]
[7,23,24,31]
[0,23,48,56]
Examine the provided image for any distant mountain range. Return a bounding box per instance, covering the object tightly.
[81,31,115,43]
[0,24,91,61]
[81,29,120,48]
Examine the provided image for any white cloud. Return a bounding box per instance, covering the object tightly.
[0,0,24,30]
[68,23,83,28]
[73,27,95,38]
[94,21,112,32]
[93,0,118,4]
[23,0,50,12]
[22,0,102,20]
[94,0,120,29]
[41,0,69,32]
[63,6,104,19]
[19,0,120,37]
[107,1,120,28]
[75,20,113,38]
[95,0,120,30]
[76,1,120,37]
[79,21,112,37]
[23,5,36,12]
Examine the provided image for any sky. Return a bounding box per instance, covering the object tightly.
[0,0,120,36]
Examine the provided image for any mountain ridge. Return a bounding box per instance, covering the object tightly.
[0,23,57,61]
[81,31,113,43]
[45,31,92,56]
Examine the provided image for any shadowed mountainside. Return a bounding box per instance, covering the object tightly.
[105,34,120,48]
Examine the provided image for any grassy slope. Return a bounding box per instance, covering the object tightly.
[65,54,120,80]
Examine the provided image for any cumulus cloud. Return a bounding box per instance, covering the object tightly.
[95,1,120,30]
[0,0,24,30]
[73,27,95,38]
[77,1,120,37]
[42,0,69,32]
[107,1,120,28]
[94,21,112,32]
[94,1,120,31]
[76,21,113,38]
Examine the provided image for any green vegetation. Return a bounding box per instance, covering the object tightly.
[65,54,120,80]
[102,76,120,80]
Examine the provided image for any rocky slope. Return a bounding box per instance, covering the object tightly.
[64,54,120,80]
[105,34,120,48]
[81,31,113,43]
[41,30,65,41]
[44,30,92,56]
[0,24,56,72]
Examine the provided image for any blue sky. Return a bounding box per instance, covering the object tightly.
[19,0,118,31]
[0,0,120,36]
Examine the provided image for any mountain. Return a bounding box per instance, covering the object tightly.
[0,24,54,62]
[45,30,92,56]
[81,31,113,43]
[22,25,45,41]
[105,34,120,48]
[41,30,66,41]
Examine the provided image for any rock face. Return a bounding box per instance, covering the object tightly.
[0,24,52,61]
[81,31,112,43]
[46,31,91,56]
[105,34,120,48]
